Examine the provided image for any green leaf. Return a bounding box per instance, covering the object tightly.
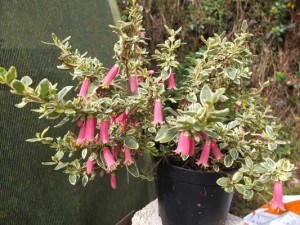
[69,174,77,185]
[241,20,248,32]
[224,185,234,193]
[54,151,64,161]
[210,108,229,117]
[245,156,253,168]
[230,149,239,160]
[21,76,33,86]
[81,148,88,159]
[224,155,234,167]
[216,177,228,186]
[125,136,139,149]
[232,171,243,183]
[36,79,51,98]
[54,162,68,170]
[212,88,225,103]
[266,125,274,138]
[259,173,271,183]
[139,175,154,181]
[15,99,28,108]
[268,142,277,150]
[42,162,57,166]
[234,184,246,194]
[186,93,197,103]
[146,141,155,148]
[200,85,212,105]
[155,125,169,142]
[225,67,237,80]
[11,80,25,93]
[5,66,17,83]
[56,86,73,101]
[82,175,89,187]
[159,127,178,143]
[227,120,239,130]
[54,117,69,128]
[127,163,139,177]
[161,69,169,81]
[72,160,80,169]
[243,190,254,200]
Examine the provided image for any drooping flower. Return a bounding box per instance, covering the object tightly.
[113,143,121,160]
[85,117,96,142]
[99,170,105,177]
[211,140,224,160]
[148,70,154,76]
[102,64,119,87]
[86,158,94,175]
[110,115,116,124]
[271,181,286,211]
[167,70,176,90]
[196,142,211,167]
[123,145,134,166]
[199,132,208,140]
[76,122,86,145]
[103,147,118,172]
[132,118,138,129]
[110,174,117,189]
[175,132,191,158]
[189,138,195,156]
[153,99,164,125]
[99,120,110,144]
[78,78,90,97]
[130,75,138,93]
[116,111,129,132]
[76,118,84,127]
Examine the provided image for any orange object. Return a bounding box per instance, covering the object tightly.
[261,200,300,215]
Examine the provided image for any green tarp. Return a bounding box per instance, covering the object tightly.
[0,1,154,224]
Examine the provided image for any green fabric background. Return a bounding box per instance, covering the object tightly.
[0,1,154,224]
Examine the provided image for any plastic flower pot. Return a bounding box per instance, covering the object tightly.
[156,161,234,225]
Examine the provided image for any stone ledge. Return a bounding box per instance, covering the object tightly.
[132,199,244,225]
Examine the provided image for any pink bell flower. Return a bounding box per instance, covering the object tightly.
[271,181,286,211]
[116,111,129,132]
[175,132,191,158]
[103,64,119,87]
[196,142,211,167]
[200,132,208,140]
[148,70,154,76]
[153,99,164,125]
[78,78,90,97]
[124,145,134,166]
[103,147,118,172]
[85,117,96,142]
[167,70,176,90]
[99,120,110,144]
[76,118,84,127]
[211,140,224,160]
[110,174,117,189]
[113,143,121,160]
[189,138,195,156]
[76,122,86,145]
[86,158,94,175]
[130,75,138,93]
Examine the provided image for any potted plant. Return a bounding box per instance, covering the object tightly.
[0,1,294,225]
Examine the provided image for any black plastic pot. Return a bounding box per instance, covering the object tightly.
[156,161,234,225]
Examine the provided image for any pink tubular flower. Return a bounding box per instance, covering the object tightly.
[189,138,195,156]
[116,111,129,132]
[271,181,286,211]
[103,147,118,172]
[110,115,116,124]
[130,75,138,94]
[200,132,208,140]
[76,118,84,127]
[175,132,191,158]
[102,64,119,87]
[153,99,164,124]
[132,118,138,129]
[167,70,176,90]
[76,122,86,145]
[211,140,224,160]
[99,120,110,144]
[123,145,134,166]
[85,117,96,142]
[86,158,94,175]
[113,143,121,160]
[78,78,90,97]
[148,70,154,76]
[196,142,211,167]
[110,174,117,189]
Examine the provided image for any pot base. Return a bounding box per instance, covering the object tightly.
[156,161,234,225]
